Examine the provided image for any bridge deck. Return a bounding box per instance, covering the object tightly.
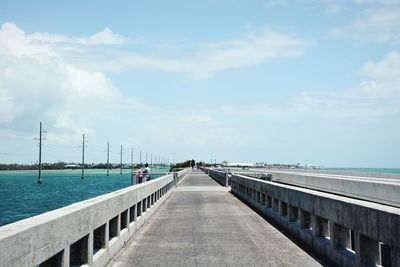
[107,170,322,267]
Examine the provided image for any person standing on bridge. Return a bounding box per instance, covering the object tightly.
[143,163,151,182]
[136,165,143,184]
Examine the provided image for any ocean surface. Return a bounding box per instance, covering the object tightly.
[0,168,169,226]
[323,168,400,174]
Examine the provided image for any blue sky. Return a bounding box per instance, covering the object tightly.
[0,0,399,167]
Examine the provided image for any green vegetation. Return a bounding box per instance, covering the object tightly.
[169,159,196,171]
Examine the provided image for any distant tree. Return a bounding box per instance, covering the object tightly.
[169,160,196,171]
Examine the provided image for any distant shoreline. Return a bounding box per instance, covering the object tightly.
[0,169,127,173]
[0,167,167,172]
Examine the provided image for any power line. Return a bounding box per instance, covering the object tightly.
[0,152,36,156]
[0,134,33,141]
[0,124,36,134]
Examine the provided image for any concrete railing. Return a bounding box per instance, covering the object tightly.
[230,174,400,267]
[207,169,230,186]
[267,170,400,208]
[0,169,189,267]
[174,168,190,185]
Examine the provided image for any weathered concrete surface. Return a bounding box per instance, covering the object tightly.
[179,171,220,186]
[208,169,230,186]
[107,170,322,267]
[230,173,400,267]
[229,168,400,208]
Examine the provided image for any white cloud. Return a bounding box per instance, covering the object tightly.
[362,51,400,81]
[183,29,306,78]
[177,114,216,124]
[0,21,306,152]
[352,0,400,6]
[29,27,125,46]
[0,91,19,123]
[0,22,398,165]
[1,23,308,82]
[99,29,307,80]
[191,51,400,121]
[331,7,400,44]
[264,0,288,8]
[325,3,343,14]
[287,51,400,119]
[0,22,122,145]
[0,22,56,58]
[264,0,348,14]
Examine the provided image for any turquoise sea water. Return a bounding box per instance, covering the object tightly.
[323,168,400,174]
[0,168,169,226]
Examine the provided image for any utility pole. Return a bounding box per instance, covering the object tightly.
[139,150,142,165]
[81,134,86,179]
[120,145,123,175]
[38,122,42,184]
[173,152,175,165]
[146,152,148,164]
[107,141,110,176]
[151,153,153,167]
[131,147,134,174]
[35,122,45,184]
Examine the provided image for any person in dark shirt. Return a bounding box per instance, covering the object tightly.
[143,163,151,182]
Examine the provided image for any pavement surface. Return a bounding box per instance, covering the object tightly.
[107,170,322,267]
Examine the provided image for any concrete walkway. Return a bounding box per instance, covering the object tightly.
[107,170,322,267]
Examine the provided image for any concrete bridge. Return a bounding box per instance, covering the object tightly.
[107,170,321,267]
[1,168,399,267]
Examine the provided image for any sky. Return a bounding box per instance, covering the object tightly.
[0,0,399,167]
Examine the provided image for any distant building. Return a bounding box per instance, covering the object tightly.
[224,163,256,167]
[64,164,80,169]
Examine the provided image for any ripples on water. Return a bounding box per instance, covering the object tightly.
[0,169,168,226]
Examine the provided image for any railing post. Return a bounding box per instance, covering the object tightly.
[173,172,178,187]
[62,247,70,267]
[88,231,94,265]
[357,233,380,266]
[225,172,229,187]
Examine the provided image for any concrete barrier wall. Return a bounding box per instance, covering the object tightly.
[268,171,400,208]
[0,169,188,267]
[177,168,190,185]
[269,168,400,179]
[208,169,229,186]
[231,174,400,267]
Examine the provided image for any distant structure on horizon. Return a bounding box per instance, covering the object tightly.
[220,162,315,169]
[64,164,80,169]
[223,162,256,167]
